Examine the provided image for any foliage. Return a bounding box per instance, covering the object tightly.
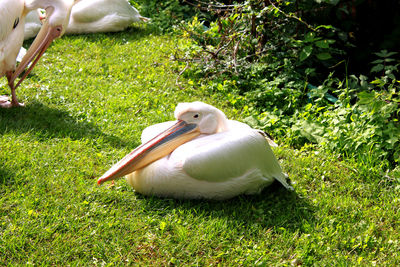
[178,1,341,79]
[135,0,200,32]
[248,51,400,165]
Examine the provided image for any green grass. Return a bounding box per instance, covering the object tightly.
[1,24,399,265]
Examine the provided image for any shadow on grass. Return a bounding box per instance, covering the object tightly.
[0,101,127,148]
[0,167,15,185]
[135,181,315,234]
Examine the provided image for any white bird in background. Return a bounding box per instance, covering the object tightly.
[66,0,149,34]
[0,0,74,108]
[24,9,43,40]
[97,102,293,200]
[23,0,149,39]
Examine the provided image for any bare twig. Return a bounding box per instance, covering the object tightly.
[183,0,243,11]
[268,0,317,32]
[233,40,240,72]
[176,61,190,90]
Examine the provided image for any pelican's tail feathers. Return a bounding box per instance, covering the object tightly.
[275,173,294,191]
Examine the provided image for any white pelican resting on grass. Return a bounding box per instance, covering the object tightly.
[24,1,149,39]
[65,0,149,34]
[24,9,43,40]
[97,102,293,200]
[0,0,74,108]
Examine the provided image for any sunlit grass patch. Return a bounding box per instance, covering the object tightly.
[0,24,399,265]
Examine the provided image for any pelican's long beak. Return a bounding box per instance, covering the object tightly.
[8,20,63,89]
[97,120,200,185]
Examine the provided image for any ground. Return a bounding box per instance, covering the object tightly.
[0,25,399,265]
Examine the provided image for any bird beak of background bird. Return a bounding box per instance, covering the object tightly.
[9,20,63,90]
[97,120,201,185]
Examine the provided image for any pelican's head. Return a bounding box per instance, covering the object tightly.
[97,101,229,185]
[9,0,74,89]
[174,101,229,134]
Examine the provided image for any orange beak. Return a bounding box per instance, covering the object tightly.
[8,20,63,89]
[97,120,200,185]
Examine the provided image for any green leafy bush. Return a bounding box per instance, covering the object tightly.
[250,51,400,165]
[178,1,341,80]
[135,0,199,32]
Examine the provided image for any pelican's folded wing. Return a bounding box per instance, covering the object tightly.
[174,129,292,189]
[69,0,109,23]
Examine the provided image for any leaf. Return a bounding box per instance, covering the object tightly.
[359,75,369,89]
[387,73,396,80]
[314,0,339,5]
[230,13,239,21]
[357,91,375,105]
[316,52,332,60]
[315,40,330,48]
[305,68,316,76]
[375,50,398,58]
[304,32,317,43]
[370,79,385,87]
[296,121,326,144]
[371,59,384,64]
[370,64,384,73]
[384,58,396,62]
[300,46,313,61]
[386,135,398,146]
[375,50,388,57]
[315,24,334,30]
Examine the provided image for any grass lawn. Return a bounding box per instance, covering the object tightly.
[1,24,399,265]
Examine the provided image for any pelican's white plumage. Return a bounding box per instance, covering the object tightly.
[24,9,42,40]
[98,102,293,200]
[1,0,25,78]
[65,0,149,34]
[24,0,149,39]
[1,0,74,108]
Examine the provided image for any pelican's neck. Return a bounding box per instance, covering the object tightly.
[214,109,230,133]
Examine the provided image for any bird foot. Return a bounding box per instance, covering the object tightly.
[0,95,24,108]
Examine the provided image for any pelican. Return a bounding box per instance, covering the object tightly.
[24,9,43,40]
[23,1,148,40]
[65,0,149,34]
[0,0,74,108]
[97,102,293,200]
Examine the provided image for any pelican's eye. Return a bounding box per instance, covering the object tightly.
[193,113,199,119]
[13,17,19,29]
